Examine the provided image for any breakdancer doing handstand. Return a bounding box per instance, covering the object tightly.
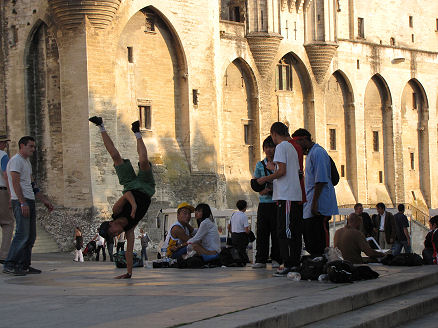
[89,116,155,279]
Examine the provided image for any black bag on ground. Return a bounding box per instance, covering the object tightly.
[327,260,354,283]
[299,256,327,280]
[248,231,256,243]
[177,254,205,269]
[352,265,379,280]
[114,251,143,268]
[220,247,245,267]
[383,253,423,266]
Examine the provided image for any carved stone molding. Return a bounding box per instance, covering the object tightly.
[49,0,122,30]
[304,42,338,84]
[246,32,283,78]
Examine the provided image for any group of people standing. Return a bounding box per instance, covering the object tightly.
[252,123,338,276]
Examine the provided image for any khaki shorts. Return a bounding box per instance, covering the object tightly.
[114,159,155,197]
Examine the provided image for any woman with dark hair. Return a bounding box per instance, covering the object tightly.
[187,203,221,262]
[73,227,84,262]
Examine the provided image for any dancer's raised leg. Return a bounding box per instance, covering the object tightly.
[89,116,123,166]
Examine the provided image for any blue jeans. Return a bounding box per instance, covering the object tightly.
[141,246,148,261]
[392,241,412,256]
[171,246,187,259]
[4,199,36,270]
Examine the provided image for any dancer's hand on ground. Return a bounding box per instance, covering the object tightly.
[114,273,131,279]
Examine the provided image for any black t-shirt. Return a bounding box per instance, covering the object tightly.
[112,190,151,232]
[394,213,409,241]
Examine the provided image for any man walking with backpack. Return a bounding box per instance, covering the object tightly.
[257,122,303,276]
[292,129,338,258]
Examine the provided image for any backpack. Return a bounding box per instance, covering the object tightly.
[383,253,423,266]
[329,156,340,186]
[177,255,205,269]
[114,251,143,268]
[220,247,245,267]
[327,260,354,283]
[352,265,379,280]
[299,256,327,280]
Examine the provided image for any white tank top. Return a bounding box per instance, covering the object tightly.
[163,221,189,249]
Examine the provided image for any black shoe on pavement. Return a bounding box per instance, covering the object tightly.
[3,267,15,275]
[89,116,103,126]
[131,120,140,133]
[26,267,41,274]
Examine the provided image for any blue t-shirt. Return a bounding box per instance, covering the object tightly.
[253,159,274,203]
[303,144,338,219]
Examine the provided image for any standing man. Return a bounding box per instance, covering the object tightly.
[392,204,411,255]
[138,228,150,262]
[372,203,396,250]
[354,203,374,238]
[93,229,106,261]
[0,135,14,264]
[90,117,155,279]
[3,136,53,276]
[252,136,281,269]
[292,128,338,258]
[257,122,303,276]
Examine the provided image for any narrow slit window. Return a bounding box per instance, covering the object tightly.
[411,34,415,43]
[358,17,364,38]
[373,131,379,152]
[409,16,413,28]
[340,165,345,177]
[412,92,417,109]
[244,124,250,145]
[329,129,336,150]
[390,37,396,46]
[410,152,415,170]
[193,89,199,106]
[357,60,360,69]
[379,171,383,183]
[127,47,133,63]
[139,105,151,130]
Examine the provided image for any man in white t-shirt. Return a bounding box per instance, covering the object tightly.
[0,135,14,263]
[93,229,107,261]
[228,200,250,263]
[3,136,53,276]
[257,122,303,276]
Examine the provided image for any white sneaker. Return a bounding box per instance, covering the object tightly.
[252,262,267,269]
[271,260,280,268]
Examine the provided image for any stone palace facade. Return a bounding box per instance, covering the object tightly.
[0,0,437,248]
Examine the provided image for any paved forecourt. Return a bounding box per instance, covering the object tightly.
[1,253,438,328]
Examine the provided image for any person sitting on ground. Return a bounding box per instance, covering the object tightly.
[228,200,250,264]
[422,215,438,265]
[334,213,386,264]
[163,202,195,259]
[187,203,221,262]
[89,116,155,279]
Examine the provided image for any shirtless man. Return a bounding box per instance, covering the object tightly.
[89,117,155,279]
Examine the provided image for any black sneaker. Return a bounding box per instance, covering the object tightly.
[131,120,140,133]
[26,267,41,274]
[89,116,103,126]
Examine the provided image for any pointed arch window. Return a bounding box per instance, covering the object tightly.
[276,59,293,91]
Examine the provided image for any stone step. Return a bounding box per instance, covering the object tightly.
[303,283,438,328]
[398,310,438,328]
[0,222,59,253]
[185,266,438,328]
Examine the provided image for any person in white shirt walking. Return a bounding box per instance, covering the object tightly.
[0,135,14,263]
[93,229,107,261]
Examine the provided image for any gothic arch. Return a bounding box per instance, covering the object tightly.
[221,58,259,179]
[25,21,64,203]
[115,6,190,163]
[401,79,430,207]
[274,51,315,135]
[325,70,357,203]
[364,74,394,205]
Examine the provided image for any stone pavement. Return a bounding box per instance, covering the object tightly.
[1,253,438,328]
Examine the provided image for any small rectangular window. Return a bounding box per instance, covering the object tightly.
[193,89,199,106]
[436,18,438,31]
[329,129,336,150]
[390,37,396,46]
[412,92,417,109]
[244,124,250,145]
[411,34,415,43]
[379,171,383,183]
[139,105,151,130]
[410,152,415,170]
[357,60,360,69]
[127,47,133,63]
[373,131,379,152]
[341,165,345,177]
[409,16,413,28]
[358,17,364,38]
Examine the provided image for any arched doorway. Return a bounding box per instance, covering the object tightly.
[364,75,394,205]
[26,22,63,203]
